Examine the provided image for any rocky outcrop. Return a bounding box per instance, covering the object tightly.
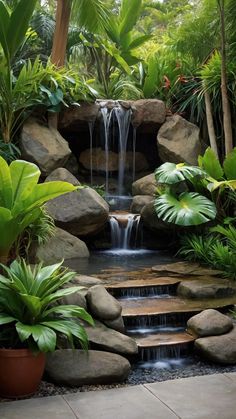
[151,262,222,277]
[178,279,236,299]
[141,201,170,233]
[33,227,89,264]
[194,326,236,364]
[131,99,166,127]
[71,275,102,287]
[62,290,87,310]
[104,316,125,333]
[132,173,157,196]
[87,285,122,321]
[46,350,131,385]
[45,168,109,236]
[59,102,100,130]
[187,309,233,337]
[79,148,149,173]
[85,321,138,356]
[131,195,153,214]
[20,119,71,177]
[157,115,202,165]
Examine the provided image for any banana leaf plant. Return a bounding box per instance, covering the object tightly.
[0,259,93,351]
[154,147,236,226]
[0,156,80,264]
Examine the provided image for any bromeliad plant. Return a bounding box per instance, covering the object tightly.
[154,147,236,227]
[0,156,80,264]
[0,259,93,351]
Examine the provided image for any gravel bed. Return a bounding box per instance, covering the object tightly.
[1,355,236,402]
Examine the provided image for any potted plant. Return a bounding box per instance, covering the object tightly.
[0,259,93,398]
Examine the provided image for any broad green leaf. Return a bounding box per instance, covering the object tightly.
[0,1,10,64]
[207,180,236,192]
[19,294,42,318]
[42,287,86,307]
[7,0,37,60]
[129,35,152,50]
[143,55,158,98]
[0,156,13,208]
[0,314,16,325]
[155,162,206,184]
[10,159,40,203]
[12,181,77,216]
[16,322,57,352]
[16,322,32,341]
[43,305,94,325]
[223,148,236,180]
[119,0,142,37]
[198,147,224,180]
[154,192,217,226]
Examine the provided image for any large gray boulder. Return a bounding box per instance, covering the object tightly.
[45,168,109,236]
[79,148,148,173]
[33,227,89,264]
[132,173,156,196]
[195,325,236,364]
[87,285,122,320]
[141,201,170,232]
[131,195,153,214]
[85,321,138,355]
[104,316,125,333]
[46,349,131,385]
[157,115,202,165]
[59,102,100,129]
[20,119,71,177]
[178,279,236,299]
[131,99,166,127]
[187,309,233,337]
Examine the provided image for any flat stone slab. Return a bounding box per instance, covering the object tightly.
[106,277,181,289]
[0,396,76,419]
[2,374,236,419]
[145,373,236,419]
[178,278,236,299]
[152,262,222,277]
[121,296,236,317]
[64,384,177,419]
[134,331,195,348]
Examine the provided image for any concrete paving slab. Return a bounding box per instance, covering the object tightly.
[145,374,236,419]
[223,372,236,382]
[0,395,76,419]
[64,385,178,419]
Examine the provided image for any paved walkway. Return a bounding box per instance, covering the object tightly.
[1,373,236,419]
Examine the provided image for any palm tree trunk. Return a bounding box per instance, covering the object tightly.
[218,0,233,155]
[49,0,71,128]
[204,91,219,158]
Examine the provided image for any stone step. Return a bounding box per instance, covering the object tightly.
[106,277,181,289]
[121,296,236,318]
[134,331,195,349]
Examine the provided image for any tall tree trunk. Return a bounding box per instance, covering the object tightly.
[204,91,219,158]
[49,0,71,128]
[218,0,233,155]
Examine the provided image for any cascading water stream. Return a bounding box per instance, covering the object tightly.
[113,106,132,196]
[109,214,141,250]
[88,121,94,185]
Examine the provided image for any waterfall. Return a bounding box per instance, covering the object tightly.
[100,104,133,198]
[109,214,141,250]
[132,126,137,182]
[113,106,132,196]
[88,121,94,185]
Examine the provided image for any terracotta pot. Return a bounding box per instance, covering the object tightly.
[0,348,46,398]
